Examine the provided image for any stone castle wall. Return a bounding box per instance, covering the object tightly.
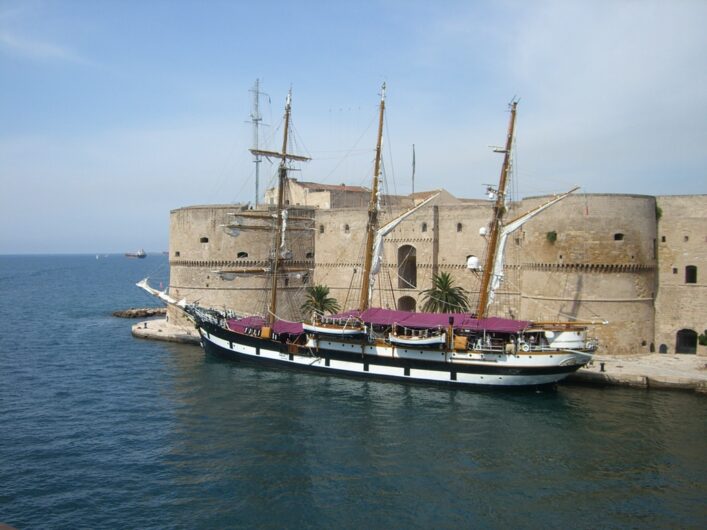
[166,193,707,355]
[517,194,658,354]
[168,204,314,321]
[654,196,707,354]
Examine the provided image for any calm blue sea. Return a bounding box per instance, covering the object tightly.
[0,254,706,529]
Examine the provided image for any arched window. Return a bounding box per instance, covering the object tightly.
[200,237,209,243]
[676,329,697,354]
[398,245,417,289]
[237,251,248,258]
[685,265,697,284]
[457,223,463,232]
[421,222,427,233]
[398,296,416,311]
[659,344,668,354]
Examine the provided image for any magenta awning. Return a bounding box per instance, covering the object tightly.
[331,308,529,333]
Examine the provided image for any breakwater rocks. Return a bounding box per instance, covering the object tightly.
[113,307,167,318]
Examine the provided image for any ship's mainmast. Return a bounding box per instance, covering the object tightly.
[476,101,517,319]
[359,83,386,312]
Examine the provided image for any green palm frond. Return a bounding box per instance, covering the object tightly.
[301,284,341,318]
[420,272,470,313]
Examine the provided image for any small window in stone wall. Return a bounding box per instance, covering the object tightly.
[200,237,209,243]
[685,265,697,284]
[659,344,668,354]
[174,251,180,257]
[457,223,463,232]
[673,268,678,274]
[319,225,324,234]
[344,224,350,233]
[661,236,666,242]
[684,235,689,242]
[421,222,427,233]
[614,233,624,241]
[237,252,248,259]
[306,252,314,259]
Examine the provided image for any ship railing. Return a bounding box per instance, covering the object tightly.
[314,314,364,329]
[392,325,444,338]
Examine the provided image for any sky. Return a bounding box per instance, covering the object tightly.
[1,0,705,254]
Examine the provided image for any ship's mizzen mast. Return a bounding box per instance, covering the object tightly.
[250,90,310,325]
[359,83,386,312]
[476,101,517,319]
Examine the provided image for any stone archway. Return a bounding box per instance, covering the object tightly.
[675,329,697,354]
[398,295,416,311]
[398,245,417,289]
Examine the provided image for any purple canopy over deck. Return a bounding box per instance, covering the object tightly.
[227,308,528,337]
[330,308,529,334]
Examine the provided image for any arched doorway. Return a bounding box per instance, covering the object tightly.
[398,296,416,311]
[398,245,417,289]
[676,329,697,354]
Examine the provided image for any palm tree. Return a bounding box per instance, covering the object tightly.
[301,284,341,318]
[420,272,470,313]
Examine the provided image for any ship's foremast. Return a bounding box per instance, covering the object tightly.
[249,90,310,325]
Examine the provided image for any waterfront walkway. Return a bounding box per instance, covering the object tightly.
[132,318,707,394]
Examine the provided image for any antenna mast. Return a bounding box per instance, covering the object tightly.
[412,144,416,198]
[250,79,264,206]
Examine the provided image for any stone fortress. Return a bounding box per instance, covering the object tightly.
[167,179,706,356]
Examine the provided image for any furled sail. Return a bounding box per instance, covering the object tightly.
[485,187,579,307]
[368,193,439,300]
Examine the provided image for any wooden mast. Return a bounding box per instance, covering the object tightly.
[476,101,517,319]
[359,83,386,312]
[249,90,310,325]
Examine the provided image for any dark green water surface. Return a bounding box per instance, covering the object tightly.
[1,255,705,529]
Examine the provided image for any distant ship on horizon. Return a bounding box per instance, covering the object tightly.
[125,249,146,259]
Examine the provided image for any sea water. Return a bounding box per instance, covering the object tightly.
[0,255,706,529]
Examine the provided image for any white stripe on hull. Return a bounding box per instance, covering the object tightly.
[200,329,584,387]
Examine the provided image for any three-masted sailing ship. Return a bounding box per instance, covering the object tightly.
[142,86,599,387]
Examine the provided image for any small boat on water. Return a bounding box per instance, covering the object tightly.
[125,249,147,259]
[140,86,600,388]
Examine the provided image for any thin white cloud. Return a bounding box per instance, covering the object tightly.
[0,30,90,64]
